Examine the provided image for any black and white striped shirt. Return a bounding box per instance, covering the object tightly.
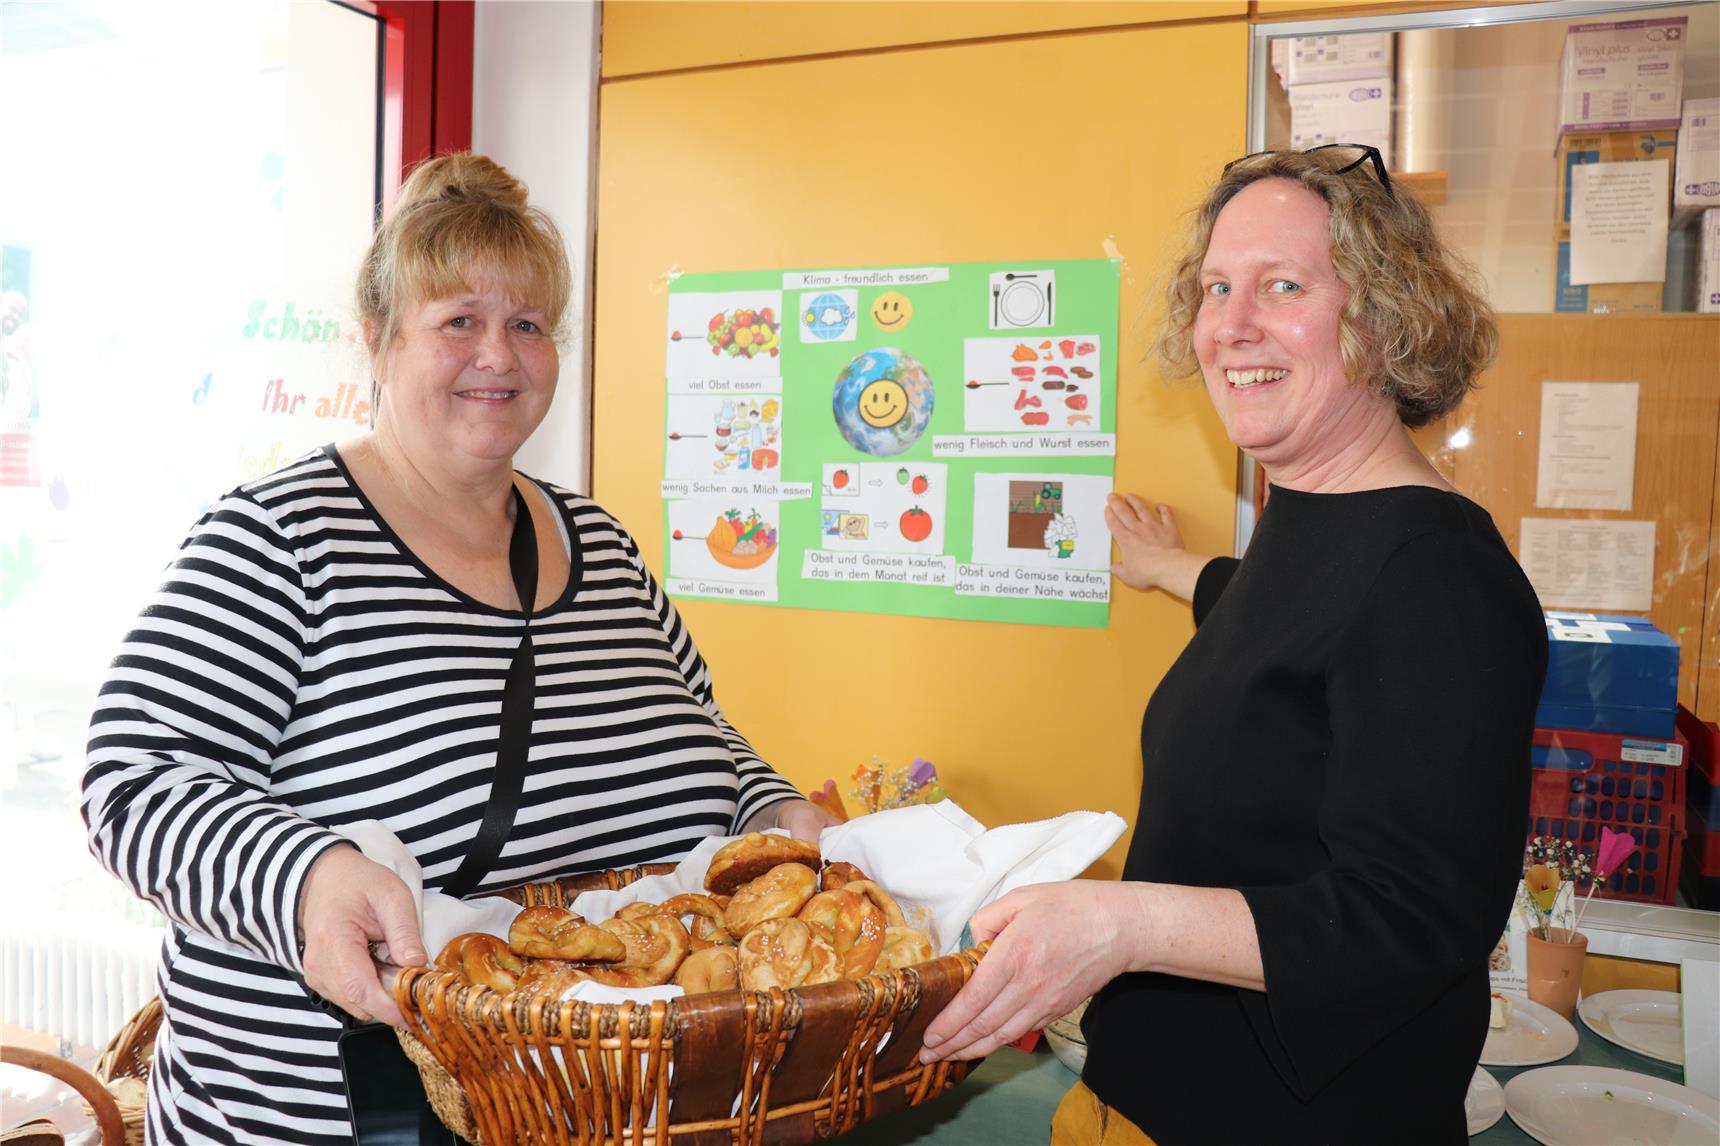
[82,446,800,1144]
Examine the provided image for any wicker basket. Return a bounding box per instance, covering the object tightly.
[88,996,161,1146]
[393,864,987,1146]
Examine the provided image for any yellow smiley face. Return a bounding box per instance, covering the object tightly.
[870,291,913,331]
[858,378,909,428]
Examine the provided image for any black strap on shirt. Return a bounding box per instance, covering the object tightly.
[301,483,539,1033]
[439,483,538,899]
[334,489,540,1143]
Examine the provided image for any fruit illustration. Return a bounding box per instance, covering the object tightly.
[705,307,781,358]
[705,508,778,569]
[896,467,910,486]
[833,468,850,490]
[899,506,933,543]
[911,474,929,495]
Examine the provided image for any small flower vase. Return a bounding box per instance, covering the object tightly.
[1525,927,1588,1021]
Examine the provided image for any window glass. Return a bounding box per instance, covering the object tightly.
[0,0,377,1070]
[1260,2,1719,313]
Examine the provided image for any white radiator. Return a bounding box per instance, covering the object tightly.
[0,921,159,1052]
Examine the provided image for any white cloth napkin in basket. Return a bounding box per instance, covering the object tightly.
[344,800,1126,1004]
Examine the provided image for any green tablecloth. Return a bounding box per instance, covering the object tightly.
[839,1020,1686,1145]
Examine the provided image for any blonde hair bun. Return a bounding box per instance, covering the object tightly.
[396,153,529,214]
[356,151,571,357]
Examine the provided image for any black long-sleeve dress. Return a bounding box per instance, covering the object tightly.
[1082,485,1547,1145]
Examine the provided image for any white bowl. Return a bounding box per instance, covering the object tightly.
[1043,998,1090,1073]
[1044,1025,1087,1073]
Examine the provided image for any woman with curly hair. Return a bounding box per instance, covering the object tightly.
[921,147,1547,1145]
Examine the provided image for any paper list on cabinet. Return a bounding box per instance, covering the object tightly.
[1518,518,1655,613]
[1535,381,1639,511]
[1569,160,1670,285]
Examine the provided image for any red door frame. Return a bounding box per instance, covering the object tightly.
[345,1,474,216]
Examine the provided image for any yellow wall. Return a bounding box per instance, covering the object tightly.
[602,1,1244,76]
[594,10,1248,876]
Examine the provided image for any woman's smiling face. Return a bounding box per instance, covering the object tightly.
[376,277,559,469]
[1193,178,1382,475]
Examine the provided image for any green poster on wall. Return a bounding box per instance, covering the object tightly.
[661,259,1119,628]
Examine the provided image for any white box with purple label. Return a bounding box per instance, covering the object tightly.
[1557,17,1686,134]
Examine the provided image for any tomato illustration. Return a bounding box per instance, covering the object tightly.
[899,506,933,543]
[896,467,910,486]
[833,469,850,490]
[911,474,929,495]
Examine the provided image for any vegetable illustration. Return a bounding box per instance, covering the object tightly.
[899,506,933,543]
[896,467,911,486]
[832,468,850,490]
[706,508,778,569]
[911,474,929,495]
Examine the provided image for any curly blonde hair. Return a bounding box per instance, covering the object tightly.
[1156,149,1497,428]
[356,152,572,358]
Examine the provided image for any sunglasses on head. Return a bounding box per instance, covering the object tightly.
[1223,143,1394,198]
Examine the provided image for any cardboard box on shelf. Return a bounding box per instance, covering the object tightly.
[1557,17,1686,135]
[1552,130,1676,313]
[1289,77,1392,170]
[1555,129,1679,231]
[1283,33,1392,87]
[1674,97,1719,223]
[1552,252,1663,313]
[1701,208,1720,314]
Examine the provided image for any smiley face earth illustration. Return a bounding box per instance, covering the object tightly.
[859,378,907,428]
[870,291,913,331]
[831,348,934,456]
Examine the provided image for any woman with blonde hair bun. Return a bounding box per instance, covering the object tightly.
[82,153,834,1144]
[923,146,1547,1144]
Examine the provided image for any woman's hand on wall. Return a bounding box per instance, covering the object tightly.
[297,845,427,1027]
[742,797,841,841]
[917,880,1151,1062]
[1105,493,1209,602]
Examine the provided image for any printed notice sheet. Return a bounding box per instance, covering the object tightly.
[1569,160,1670,285]
[1519,517,1655,613]
[1535,381,1639,511]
